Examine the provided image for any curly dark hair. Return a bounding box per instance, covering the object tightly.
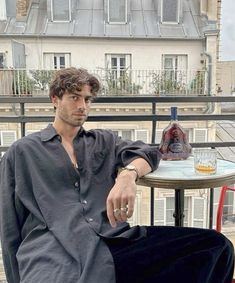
[49,67,100,100]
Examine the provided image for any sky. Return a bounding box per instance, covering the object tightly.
[220,0,235,61]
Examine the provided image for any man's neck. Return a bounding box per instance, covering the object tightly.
[53,122,80,143]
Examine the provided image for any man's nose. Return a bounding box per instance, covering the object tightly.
[77,98,86,109]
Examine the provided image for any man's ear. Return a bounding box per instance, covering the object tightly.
[51,95,58,109]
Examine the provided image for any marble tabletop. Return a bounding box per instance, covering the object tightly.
[138,156,235,190]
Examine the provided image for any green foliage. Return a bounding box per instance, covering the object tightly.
[30,70,55,91]
[151,71,187,95]
[103,69,142,95]
[12,70,34,96]
[190,71,206,95]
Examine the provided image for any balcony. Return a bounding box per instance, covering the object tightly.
[0,71,235,281]
[0,68,208,96]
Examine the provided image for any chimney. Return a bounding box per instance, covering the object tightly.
[16,0,31,20]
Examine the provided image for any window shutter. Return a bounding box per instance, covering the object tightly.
[155,129,163,144]
[213,188,221,227]
[135,130,149,143]
[125,54,131,70]
[43,53,54,70]
[64,53,71,68]
[0,0,6,20]
[105,54,112,69]
[194,129,208,143]
[192,197,206,228]
[0,131,17,146]
[177,55,187,71]
[154,198,166,225]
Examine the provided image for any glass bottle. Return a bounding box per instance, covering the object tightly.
[159,107,192,160]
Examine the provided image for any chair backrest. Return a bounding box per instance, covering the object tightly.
[216,186,235,232]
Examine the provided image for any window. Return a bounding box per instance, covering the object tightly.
[193,129,208,143]
[161,0,180,23]
[108,0,127,23]
[162,54,187,94]
[192,197,206,228]
[222,190,235,226]
[113,129,133,140]
[43,53,71,70]
[105,54,131,94]
[0,131,17,146]
[106,54,131,78]
[163,55,187,80]
[155,197,189,226]
[0,53,5,68]
[51,0,71,22]
[0,0,6,20]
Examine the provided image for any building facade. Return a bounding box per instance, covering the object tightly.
[0,1,227,279]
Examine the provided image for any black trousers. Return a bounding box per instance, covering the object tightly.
[106,226,234,283]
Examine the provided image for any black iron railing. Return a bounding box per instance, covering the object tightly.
[1,95,235,228]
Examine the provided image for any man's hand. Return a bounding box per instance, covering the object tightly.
[106,170,137,227]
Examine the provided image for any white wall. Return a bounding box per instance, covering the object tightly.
[0,37,204,71]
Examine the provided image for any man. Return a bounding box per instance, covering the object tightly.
[0,67,234,283]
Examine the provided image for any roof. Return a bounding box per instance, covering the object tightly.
[0,0,215,39]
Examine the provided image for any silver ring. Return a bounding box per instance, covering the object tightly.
[120,207,128,212]
[113,208,121,215]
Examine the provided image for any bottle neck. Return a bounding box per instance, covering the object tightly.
[171,107,178,121]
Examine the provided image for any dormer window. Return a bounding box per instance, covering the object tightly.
[161,0,180,24]
[108,0,127,24]
[51,0,71,22]
[0,0,6,20]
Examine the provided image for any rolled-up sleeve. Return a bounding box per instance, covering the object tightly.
[114,135,161,171]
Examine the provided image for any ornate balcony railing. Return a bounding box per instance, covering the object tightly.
[0,68,208,96]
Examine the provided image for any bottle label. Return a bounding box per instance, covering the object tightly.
[169,142,183,153]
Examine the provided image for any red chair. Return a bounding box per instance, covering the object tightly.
[216,186,235,232]
[216,186,235,283]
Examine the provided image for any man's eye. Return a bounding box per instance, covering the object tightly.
[85,98,92,103]
[71,96,78,101]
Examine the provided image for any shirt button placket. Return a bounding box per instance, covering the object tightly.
[74,181,80,192]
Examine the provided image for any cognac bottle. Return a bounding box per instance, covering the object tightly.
[159,107,192,160]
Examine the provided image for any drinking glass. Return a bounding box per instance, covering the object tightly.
[194,149,217,175]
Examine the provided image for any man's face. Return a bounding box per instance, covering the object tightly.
[53,85,94,128]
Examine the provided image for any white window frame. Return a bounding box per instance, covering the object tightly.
[154,198,166,226]
[112,129,134,140]
[193,128,208,143]
[108,0,128,24]
[51,0,71,22]
[43,53,71,70]
[134,129,149,143]
[0,52,6,68]
[0,131,17,146]
[192,197,207,228]
[161,0,180,24]
[0,0,6,21]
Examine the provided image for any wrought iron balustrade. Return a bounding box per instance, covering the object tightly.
[0,68,208,96]
[1,95,235,229]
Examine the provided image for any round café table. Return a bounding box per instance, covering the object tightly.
[138,156,235,227]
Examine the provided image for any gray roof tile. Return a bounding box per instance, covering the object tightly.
[0,0,209,39]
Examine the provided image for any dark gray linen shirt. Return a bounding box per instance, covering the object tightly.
[0,124,161,283]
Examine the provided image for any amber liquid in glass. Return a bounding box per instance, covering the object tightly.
[159,107,192,160]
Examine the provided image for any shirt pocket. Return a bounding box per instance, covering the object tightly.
[92,149,108,174]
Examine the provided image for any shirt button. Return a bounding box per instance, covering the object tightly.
[82,200,87,204]
[74,182,79,188]
[88,218,93,222]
